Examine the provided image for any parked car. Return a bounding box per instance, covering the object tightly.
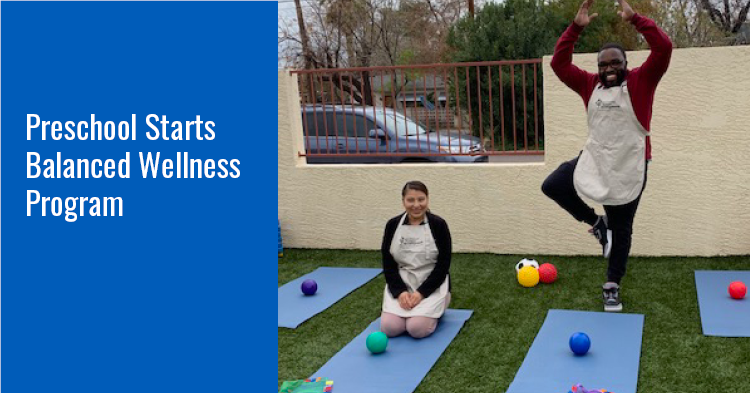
[300,105,487,164]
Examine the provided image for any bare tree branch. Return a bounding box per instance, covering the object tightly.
[699,0,750,35]
[734,0,750,32]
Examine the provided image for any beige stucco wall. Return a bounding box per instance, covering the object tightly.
[278,45,750,256]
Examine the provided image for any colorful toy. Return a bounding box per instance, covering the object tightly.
[278,377,333,393]
[569,332,591,355]
[569,383,613,393]
[301,279,318,296]
[515,258,539,273]
[366,331,388,354]
[538,263,558,284]
[729,281,747,299]
[517,265,540,287]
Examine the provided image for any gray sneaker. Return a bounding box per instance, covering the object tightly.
[591,216,612,259]
[602,282,622,312]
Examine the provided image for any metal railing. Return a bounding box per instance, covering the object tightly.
[291,60,544,164]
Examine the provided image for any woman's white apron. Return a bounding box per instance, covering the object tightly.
[382,213,449,318]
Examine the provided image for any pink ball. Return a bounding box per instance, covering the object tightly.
[729,281,746,299]
[538,263,558,284]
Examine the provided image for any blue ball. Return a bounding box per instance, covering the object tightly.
[569,332,591,355]
[301,279,317,296]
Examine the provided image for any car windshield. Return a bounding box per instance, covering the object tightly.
[381,113,428,136]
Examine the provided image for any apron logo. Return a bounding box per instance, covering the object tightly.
[400,237,423,246]
[595,99,620,110]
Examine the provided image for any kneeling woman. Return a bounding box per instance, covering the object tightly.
[380,181,452,339]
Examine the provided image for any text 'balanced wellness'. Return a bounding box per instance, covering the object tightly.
[25,114,242,222]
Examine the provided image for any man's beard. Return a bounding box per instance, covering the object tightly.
[599,69,626,88]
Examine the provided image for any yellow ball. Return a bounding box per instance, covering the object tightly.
[517,265,540,287]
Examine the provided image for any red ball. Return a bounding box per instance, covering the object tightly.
[538,263,558,284]
[729,281,747,299]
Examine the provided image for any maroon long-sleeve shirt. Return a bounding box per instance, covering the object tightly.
[550,14,672,160]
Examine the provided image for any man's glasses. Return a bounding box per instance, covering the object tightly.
[598,59,624,69]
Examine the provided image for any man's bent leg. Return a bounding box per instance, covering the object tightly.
[542,157,599,226]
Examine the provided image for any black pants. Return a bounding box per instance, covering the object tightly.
[541,156,647,284]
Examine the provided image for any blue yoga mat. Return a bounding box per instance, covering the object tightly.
[506,309,644,393]
[695,270,750,337]
[278,267,381,328]
[311,309,473,393]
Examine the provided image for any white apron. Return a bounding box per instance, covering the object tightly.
[382,213,449,318]
[573,82,648,206]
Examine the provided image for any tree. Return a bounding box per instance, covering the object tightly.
[448,0,562,62]
[446,0,559,150]
[699,0,750,38]
[280,0,377,105]
[295,0,314,70]
[548,0,659,52]
[396,0,471,64]
[653,0,727,47]
[279,0,472,107]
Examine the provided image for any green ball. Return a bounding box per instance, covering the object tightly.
[366,331,388,354]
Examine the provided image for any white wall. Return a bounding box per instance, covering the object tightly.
[278,46,750,256]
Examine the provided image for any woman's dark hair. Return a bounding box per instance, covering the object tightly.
[402,181,429,197]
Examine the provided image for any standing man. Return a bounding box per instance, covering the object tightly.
[542,0,672,311]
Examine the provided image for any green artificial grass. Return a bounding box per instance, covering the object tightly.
[278,249,750,392]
